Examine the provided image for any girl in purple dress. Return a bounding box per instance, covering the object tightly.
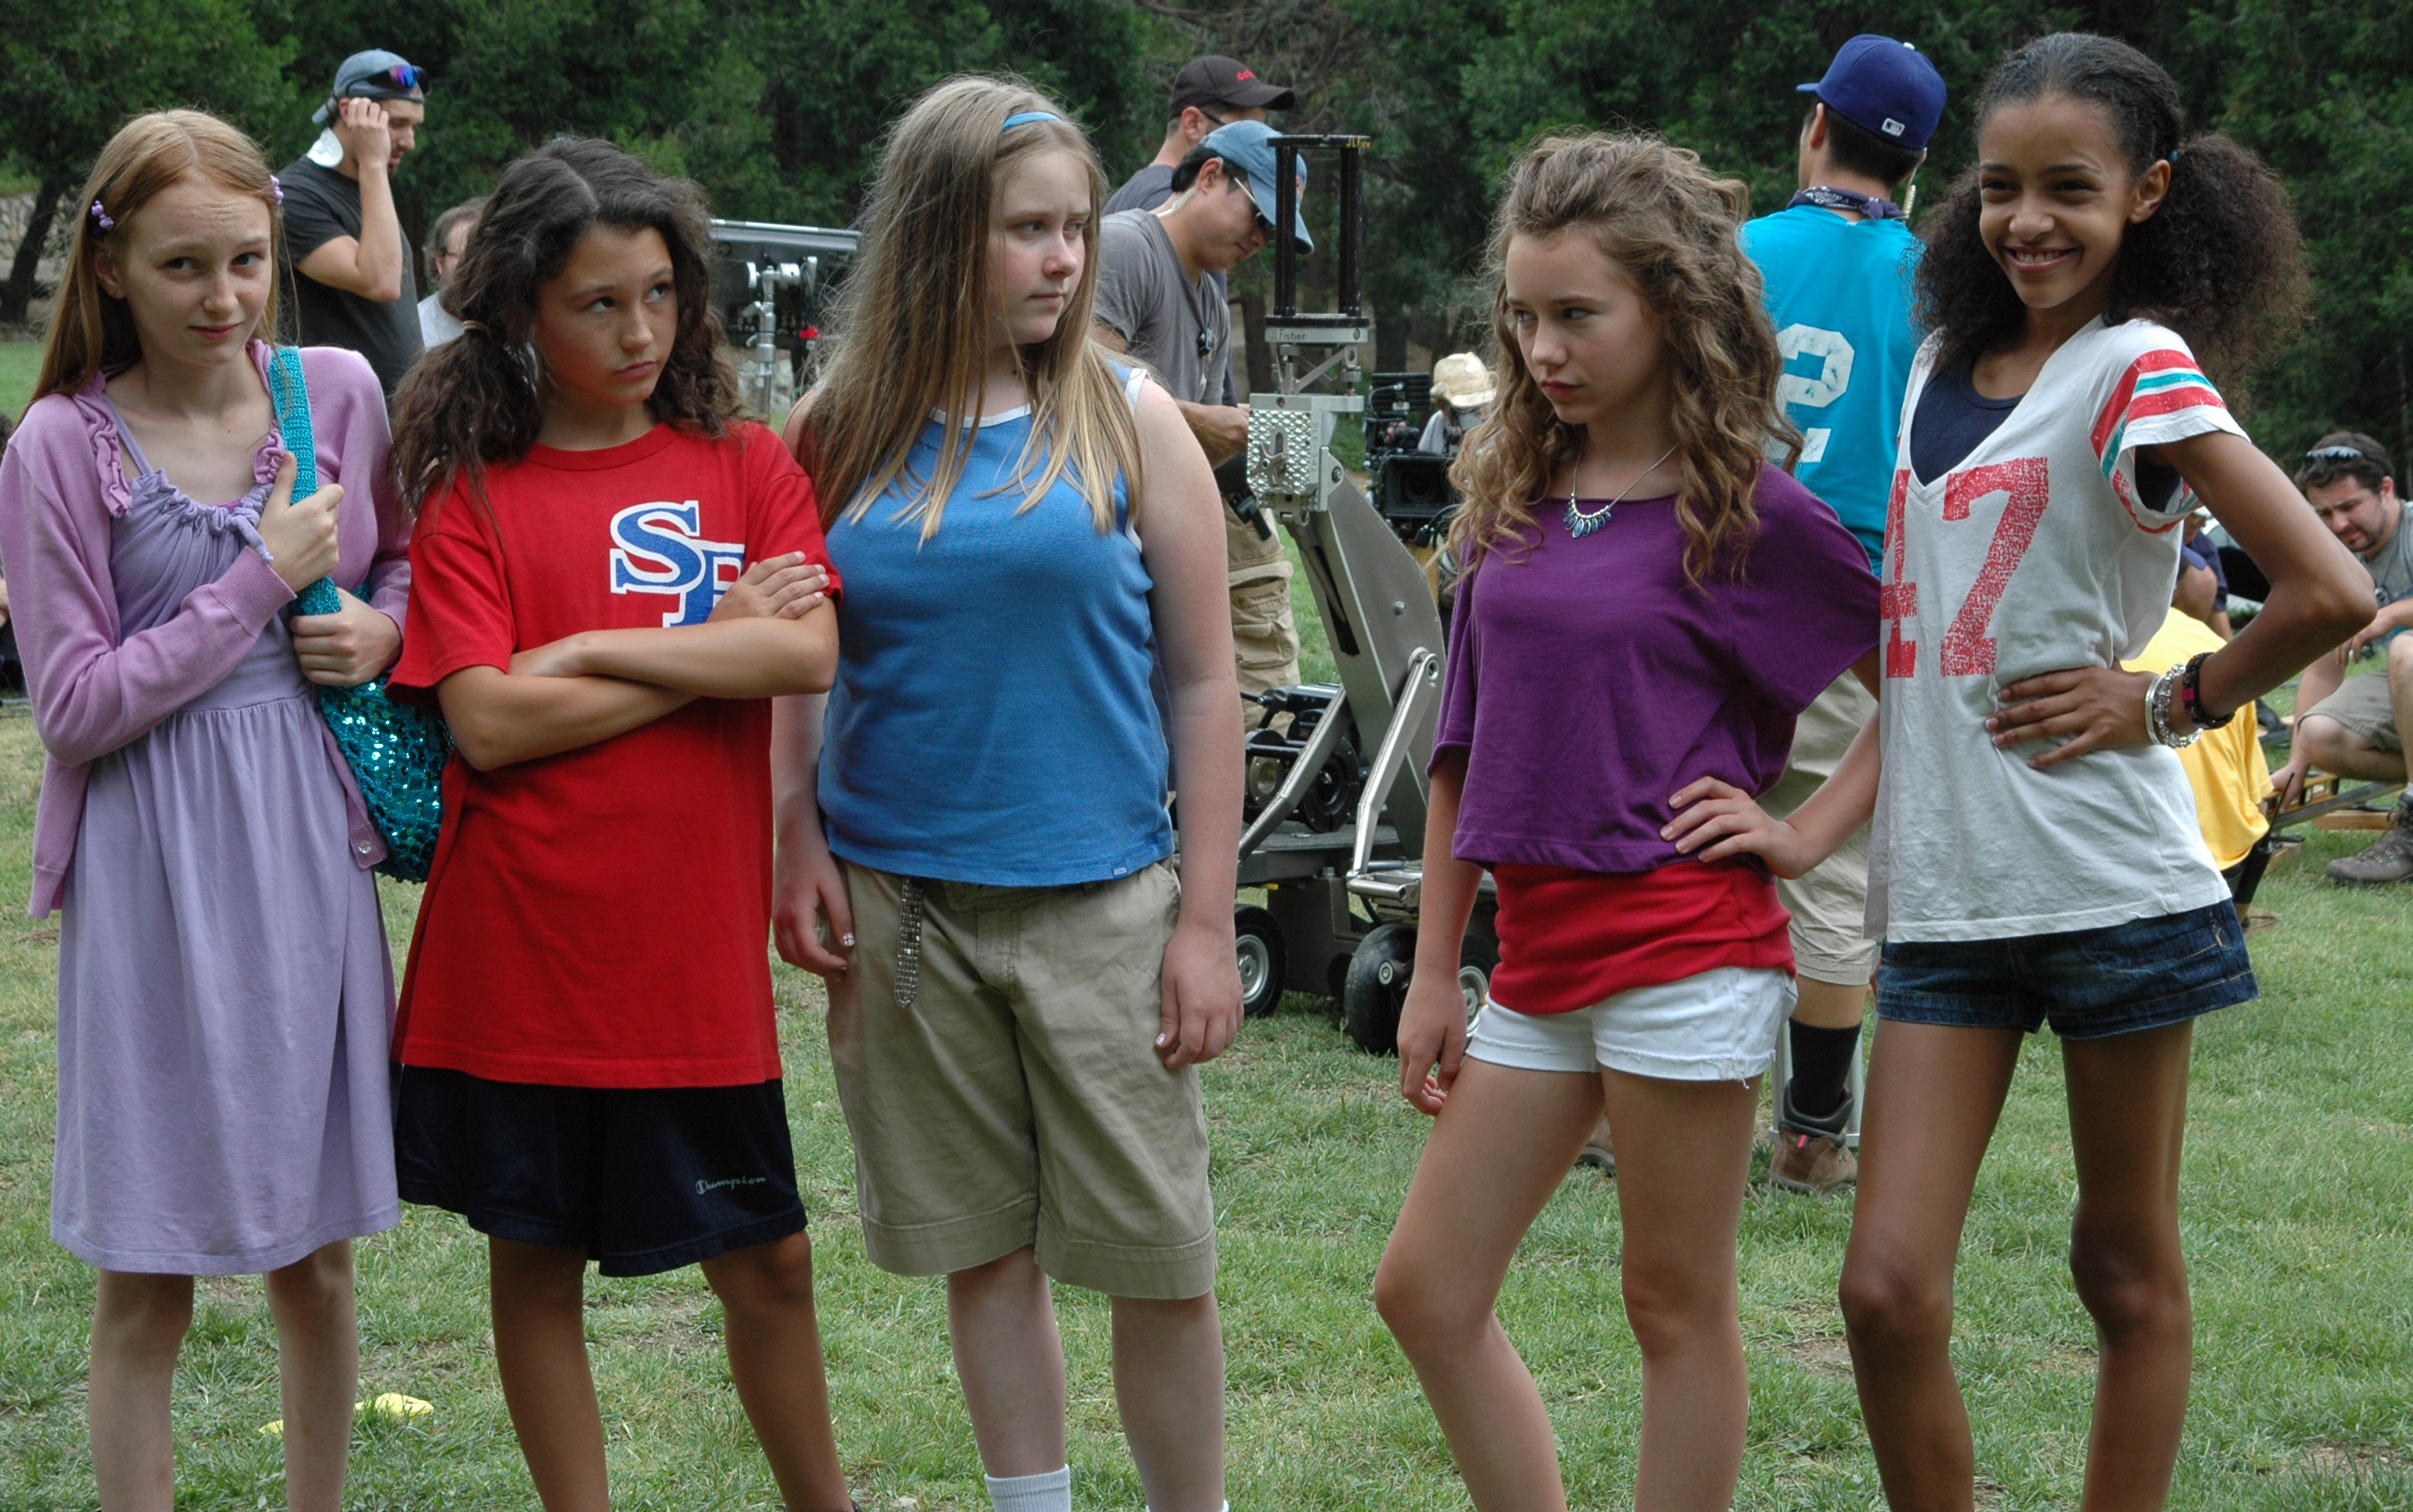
[0,111,409,1511]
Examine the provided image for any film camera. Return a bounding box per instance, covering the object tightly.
[1361,372,1459,548]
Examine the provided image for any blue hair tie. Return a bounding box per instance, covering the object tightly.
[1002,111,1060,131]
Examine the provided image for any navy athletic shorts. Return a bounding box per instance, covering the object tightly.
[392,1064,806,1276]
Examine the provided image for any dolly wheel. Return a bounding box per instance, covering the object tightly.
[1458,936,1498,1035]
[1342,923,1418,1055]
[1234,906,1286,1020]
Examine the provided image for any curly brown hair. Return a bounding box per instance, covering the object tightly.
[1446,132,1796,587]
[1913,33,2307,392]
[389,138,739,516]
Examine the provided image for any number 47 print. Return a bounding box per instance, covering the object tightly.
[1882,458,2050,679]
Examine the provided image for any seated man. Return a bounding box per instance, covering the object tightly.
[2271,432,2413,884]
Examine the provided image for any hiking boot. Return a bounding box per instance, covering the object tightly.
[1770,1126,1858,1195]
[2326,802,2413,886]
[1771,1078,1857,1195]
[1575,1113,1615,1177]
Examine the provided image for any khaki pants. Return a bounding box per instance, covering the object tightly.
[1761,673,1881,986]
[825,860,1216,1300]
[1228,504,1300,735]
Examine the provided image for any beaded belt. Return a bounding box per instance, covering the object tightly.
[894,878,927,1008]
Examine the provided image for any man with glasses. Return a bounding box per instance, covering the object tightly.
[1096,121,1311,732]
[2273,433,2413,883]
[1108,57,1293,412]
[279,49,428,395]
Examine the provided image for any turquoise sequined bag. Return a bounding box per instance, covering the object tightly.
[267,347,451,882]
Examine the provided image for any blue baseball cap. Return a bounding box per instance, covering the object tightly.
[1200,120,1311,253]
[1796,35,1945,152]
[312,50,427,124]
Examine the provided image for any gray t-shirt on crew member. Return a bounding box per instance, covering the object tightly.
[2362,499,2413,645]
[1095,209,1231,407]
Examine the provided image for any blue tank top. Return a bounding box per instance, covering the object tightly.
[818,386,1173,886]
[1740,206,1923,571]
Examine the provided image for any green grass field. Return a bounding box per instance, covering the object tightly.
[1,341,40,426]
[0,716,2408,1510]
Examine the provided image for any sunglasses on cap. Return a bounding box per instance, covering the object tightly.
[353,62,426,93]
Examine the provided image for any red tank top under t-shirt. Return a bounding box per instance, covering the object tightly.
[1487,860,1795,1015]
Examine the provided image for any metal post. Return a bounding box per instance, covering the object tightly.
[1273,140,1298,319]
[1337,142,1362,319]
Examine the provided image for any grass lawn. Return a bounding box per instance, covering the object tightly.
[1,341,40,426]
[0,702,2410,1510]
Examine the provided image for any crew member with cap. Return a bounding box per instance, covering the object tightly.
[279,49,427,395]
[1107,55,1296,217]
[1096,120,1311,734]
[1108,55,1296,412]
[1741,33,1946,1196]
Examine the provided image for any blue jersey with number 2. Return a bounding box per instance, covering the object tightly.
[1740,206,1922,571]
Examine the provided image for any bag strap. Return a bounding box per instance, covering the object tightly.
[266,347,342,616]
[267,347,317,497]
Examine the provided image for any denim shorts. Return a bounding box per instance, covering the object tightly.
[1876,901,2256,1040]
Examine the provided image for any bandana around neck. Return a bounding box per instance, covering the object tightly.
[1789,185,1905,221]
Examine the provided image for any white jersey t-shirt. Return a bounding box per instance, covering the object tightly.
[1869,318,2243,941]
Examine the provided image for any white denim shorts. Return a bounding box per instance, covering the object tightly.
[1466,966,1796,1082]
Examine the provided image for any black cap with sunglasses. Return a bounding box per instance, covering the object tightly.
[312,49,427,125]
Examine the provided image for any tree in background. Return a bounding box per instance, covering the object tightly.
[1459,0,2413,456]
[2,0,2406,459]
[0,0,296,322]
[249,0,1166,288]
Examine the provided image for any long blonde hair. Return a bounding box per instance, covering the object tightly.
[1448,132,1797,586]
[35,110,285,403]
[801,76,1142,538]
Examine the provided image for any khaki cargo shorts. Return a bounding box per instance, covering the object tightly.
[2304,670,2401,751]
[1761,671,1881,986]
[826,859,1216,1300]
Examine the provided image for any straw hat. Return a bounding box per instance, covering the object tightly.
[1430,352,1495,410]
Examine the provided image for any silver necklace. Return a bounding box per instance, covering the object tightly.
[1563,440,1680,539]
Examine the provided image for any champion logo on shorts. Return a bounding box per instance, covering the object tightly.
[695,1175,772,1195]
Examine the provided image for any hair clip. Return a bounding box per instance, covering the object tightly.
[269,174,284,206]
[1001,111,1061,132]
[87,199,115,234]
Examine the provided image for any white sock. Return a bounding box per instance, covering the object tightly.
[986,1465,1071,1512]
[1147,1505,1231,1512]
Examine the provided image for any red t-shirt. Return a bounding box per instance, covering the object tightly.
[1487,860,1795,1015]
[389,422,835,1088]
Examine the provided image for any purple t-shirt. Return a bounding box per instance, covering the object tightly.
[1434,464,1879,875]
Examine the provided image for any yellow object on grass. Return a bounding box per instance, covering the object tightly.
[2122,611,2270,870]
[258,1393,433,1436]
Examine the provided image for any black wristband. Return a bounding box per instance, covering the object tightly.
[2177,650,2235,730]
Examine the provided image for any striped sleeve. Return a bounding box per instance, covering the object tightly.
[2089,343,2243,487]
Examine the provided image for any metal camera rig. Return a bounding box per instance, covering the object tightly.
[1226,135,1499,1053]
[707,220,861,419]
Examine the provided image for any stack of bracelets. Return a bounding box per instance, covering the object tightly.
[2146,650,2235,749]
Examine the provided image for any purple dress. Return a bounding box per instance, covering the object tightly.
[51,410,398,1275]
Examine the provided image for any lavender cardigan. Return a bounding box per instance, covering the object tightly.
[0,342,411,916]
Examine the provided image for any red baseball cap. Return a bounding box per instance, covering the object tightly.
[1170,55,1295,113]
